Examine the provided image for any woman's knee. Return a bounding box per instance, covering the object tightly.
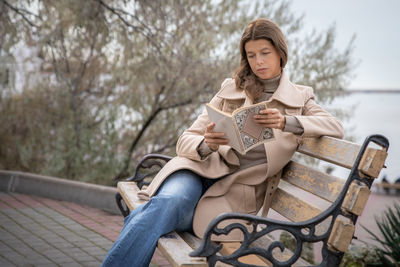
[153,192,196,212]
[157,170,203,200]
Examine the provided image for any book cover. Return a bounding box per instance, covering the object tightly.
[206,102,275,154]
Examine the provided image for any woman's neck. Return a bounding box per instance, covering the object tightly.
[259,74,281,93]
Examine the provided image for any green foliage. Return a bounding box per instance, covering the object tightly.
[0,0,355,184]
[362,202,400,266]
[279,231,314,264]
[339,244,380,267]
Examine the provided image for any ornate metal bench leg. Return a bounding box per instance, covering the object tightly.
[321,246,344,267]
[115,192,130,217]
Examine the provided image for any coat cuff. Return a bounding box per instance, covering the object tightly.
[197,140,214,160]
[283,116,304,135]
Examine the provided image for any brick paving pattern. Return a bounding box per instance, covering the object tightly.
[1,189,397,266]
[0,192,171,267]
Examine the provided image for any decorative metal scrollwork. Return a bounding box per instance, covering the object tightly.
[126,154,172,189]
[190,135,389,267]
[115,154,172,217]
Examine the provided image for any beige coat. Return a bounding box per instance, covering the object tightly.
[138,71,344,241]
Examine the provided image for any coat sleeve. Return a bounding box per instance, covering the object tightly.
[176,94,223,161]
[294,88,344,138]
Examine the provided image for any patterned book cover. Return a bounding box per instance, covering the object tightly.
[206,102,275,154]
[233,103,275,151]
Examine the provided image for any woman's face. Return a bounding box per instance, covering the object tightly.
[244,39,281,80]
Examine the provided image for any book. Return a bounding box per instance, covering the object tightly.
[206,102,275,155]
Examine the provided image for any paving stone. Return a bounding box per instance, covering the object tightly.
[81,261,103,267]
[0,255,15,267]
[29,256,54,265]
[80,246,107,256]
[41,248,66,257]
[2,253,29,266]
[93,240,114,250]
[52,241,75,249]
[0,192,172,267]
[63,247,92,257]
[53,257,79,265]
[0,229,17,243]
[73,240,95,248]
[58,262,83,267]
[74,254,98,262]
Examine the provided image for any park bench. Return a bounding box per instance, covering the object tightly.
[115,134,389,266]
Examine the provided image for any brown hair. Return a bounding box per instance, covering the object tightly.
[234,18,288,99]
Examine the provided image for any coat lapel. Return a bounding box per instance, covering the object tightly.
[267,71,304,107]
[216,71,304,108]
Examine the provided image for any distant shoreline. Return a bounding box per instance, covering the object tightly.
[344,89,400,94]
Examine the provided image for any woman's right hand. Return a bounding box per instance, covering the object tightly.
[204,123,229,151]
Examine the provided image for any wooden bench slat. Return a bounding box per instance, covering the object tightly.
[220,242,269,266]
[271,187,323,222]
[219,237,313,266]
[299,137,387,178]
[358,148,388,178]
[282,161,344,203]
[342,182,371,216]
[179,233,232,267]
[298,137,361,169]
[327,216,355,252]
[117,182,147,210]
[179,232,203,250]
[158,232,208,267]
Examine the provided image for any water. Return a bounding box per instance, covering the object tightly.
[327,91,400,182]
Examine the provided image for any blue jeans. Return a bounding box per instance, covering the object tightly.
[102,170,214,267]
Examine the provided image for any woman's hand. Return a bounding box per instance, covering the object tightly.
[204,123,229,151]
[253,108,286,130]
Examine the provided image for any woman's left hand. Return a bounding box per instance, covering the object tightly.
[253,108,286,130]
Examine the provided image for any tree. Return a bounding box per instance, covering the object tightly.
[0,0,355,185]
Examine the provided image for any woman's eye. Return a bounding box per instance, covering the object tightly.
[248,55,255,59]
[263,52,270,55]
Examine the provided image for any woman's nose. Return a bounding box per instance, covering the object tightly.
[256,55,263,65]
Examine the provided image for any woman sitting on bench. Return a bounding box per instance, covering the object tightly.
[102,18,344,267]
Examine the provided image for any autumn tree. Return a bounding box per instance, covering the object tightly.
[0,0,355,184]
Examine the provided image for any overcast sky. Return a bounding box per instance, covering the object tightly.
[290,0,400,89]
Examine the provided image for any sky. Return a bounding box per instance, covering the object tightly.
[290,0,400,90]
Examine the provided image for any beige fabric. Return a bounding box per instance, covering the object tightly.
[137,70,344,241]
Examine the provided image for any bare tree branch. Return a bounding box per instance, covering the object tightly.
[1,0,40,27]
[93,0,168,58]
[114,97,193,180]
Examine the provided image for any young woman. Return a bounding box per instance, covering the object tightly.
[102,18,344,266]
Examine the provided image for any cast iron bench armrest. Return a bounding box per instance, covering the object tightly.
[190,134,389,267]
[116,154,172,217]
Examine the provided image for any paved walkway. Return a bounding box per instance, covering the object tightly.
[0,192,170,267]
[0,188,399,266]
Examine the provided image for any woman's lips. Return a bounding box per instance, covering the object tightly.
[257,68,267,73]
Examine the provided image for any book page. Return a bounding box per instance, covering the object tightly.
[206,104,243,151]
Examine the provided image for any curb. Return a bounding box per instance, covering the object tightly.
[0,170,121,215]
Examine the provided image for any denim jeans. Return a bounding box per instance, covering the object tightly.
[101,170,213,267]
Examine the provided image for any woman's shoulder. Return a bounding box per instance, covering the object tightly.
[220,78,235,89]
[216,78,246,99]
[290,82,315,100]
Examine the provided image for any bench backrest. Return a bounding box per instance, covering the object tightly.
[270,135,388,252]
